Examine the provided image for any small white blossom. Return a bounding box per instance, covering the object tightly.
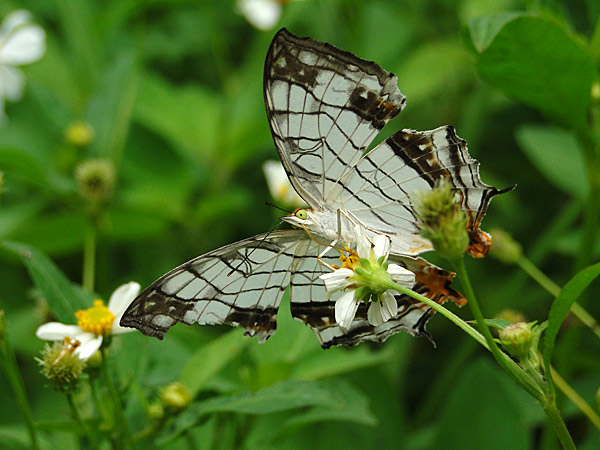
[0,10,46,121]
[263,160,305,207]
[320,226,415,331]
[237,0,282,30]
[36,282,140,360]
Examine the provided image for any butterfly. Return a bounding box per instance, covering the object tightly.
[120,28,506,348]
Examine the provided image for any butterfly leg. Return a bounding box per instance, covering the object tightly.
[317,240,338,270]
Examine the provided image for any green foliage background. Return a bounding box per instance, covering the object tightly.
[0,0,599,449]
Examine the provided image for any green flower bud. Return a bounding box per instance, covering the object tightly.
[499,322,533,359]
[490,228,522,264]
[495,309,526,326]
[592,82,600,103]
[65,121,94,147]
[412,178,469,261]
[75,159,115,205]
[36,338,85,392]
[160,382,192,413]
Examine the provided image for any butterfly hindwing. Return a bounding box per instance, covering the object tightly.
[120,231,309,341]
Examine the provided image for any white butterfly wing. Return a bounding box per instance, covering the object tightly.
[338,126,507,255]
[120,231,309,342]
[264,27,406,208]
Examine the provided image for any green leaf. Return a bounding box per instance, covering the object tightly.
[281,381,377,429]
[88,52,139,163]
[1,242,93,322]
[483,318,512,330]
[515,125,587,197]
[432,359,533,449]
[134,73,222,163]
[291,344,394,381]
[466,14,595,130]
[159,379,339,445]
[179,329,251,397]
[543,262,600,375]
[465,12,524,53]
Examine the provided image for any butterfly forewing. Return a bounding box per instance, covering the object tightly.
[120,231,309,342]
[264,28,406,208]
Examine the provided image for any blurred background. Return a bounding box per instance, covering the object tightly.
[0,0,598,449]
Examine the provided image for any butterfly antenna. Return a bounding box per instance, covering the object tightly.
[264,201,291,214]
[227,221,284,277]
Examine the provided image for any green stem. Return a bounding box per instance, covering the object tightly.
[589,13,600,64]
[83,226,96,292]
[385,281,488,349]
[450,257,545,401]
[66,392,100,450]
[542,398,577,450]
[100,347,133,449]
[0,324,40,450]
[551,366,600,431]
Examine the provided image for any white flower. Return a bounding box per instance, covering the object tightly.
[0,10,45,121]
[263,160,306,207]
[320,226,415,331]
[237,0,283,31]
[36,282,140,360]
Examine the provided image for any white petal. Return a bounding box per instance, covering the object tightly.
[0,11,31,39]
[237,0,281,31]
[262,160,304,207]
[0,23,45,65]
[0,64,25,101]
[75,333,103,360]
[367,301,383,327]
[353,225,371,259]
[334,290,358,331]
[372,234,391,261]
[36,323,84,341]
[380,292,398,321]
[108,282,141,334]
[388,264,416,287]
[319,268,353,294]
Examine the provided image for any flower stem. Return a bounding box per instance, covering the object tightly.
[542,397,577,450]
[100,348,133,449]
[83,226,96,292]
[450,257,545,401]
[0,323,40,450]
[66,392,100,450]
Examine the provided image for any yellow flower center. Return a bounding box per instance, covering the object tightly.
[333,247,361,271]
[75,300,115,335]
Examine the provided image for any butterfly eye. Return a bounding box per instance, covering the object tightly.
[294,209,308,220]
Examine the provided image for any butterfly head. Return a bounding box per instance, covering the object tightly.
[282,208,316,229]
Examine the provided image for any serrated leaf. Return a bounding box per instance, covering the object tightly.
[2,242,93,322]
[515,125,587,197]
[543,262,600,376]
[180,329,250,397]
[466,14,595,130]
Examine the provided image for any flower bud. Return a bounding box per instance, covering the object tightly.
[36,338,86,392]
[160,382,192,413]
[65,121,94,147]
[412,178,469,261]
[75,159,115,204]
[490,228,522,264]
[499,322,533,359]
[495,309,526,326]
